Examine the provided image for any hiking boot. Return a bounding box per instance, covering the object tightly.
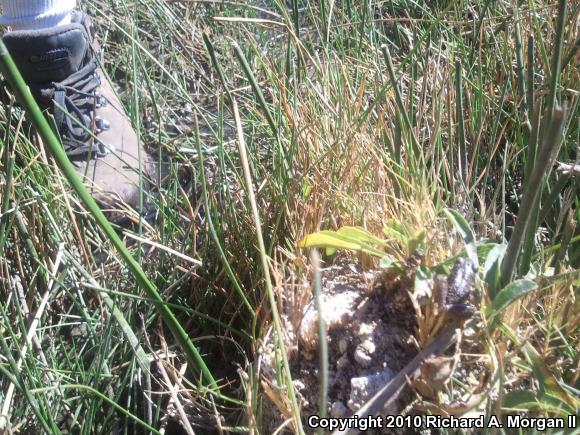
[3,12,152,210]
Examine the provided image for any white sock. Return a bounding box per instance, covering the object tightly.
[0,0,76,31]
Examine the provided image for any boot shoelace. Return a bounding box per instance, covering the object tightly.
[40,59,110,160]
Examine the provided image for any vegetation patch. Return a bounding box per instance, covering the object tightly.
[0,0,578,433]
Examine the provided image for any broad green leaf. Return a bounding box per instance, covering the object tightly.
[483,243,507,297]
[434,242,499,273]
[413,265,433,300]
[476,241,500,263]
[536,393,577,415]
[444,208,475,244]
[503,390,572,415]
[298,229,386,257]
[503,390,538,410]
[318,230,385,257]
[298,233,363,251]
[487,279,537,320]
[336,226,386,246]
[444,208,478,266]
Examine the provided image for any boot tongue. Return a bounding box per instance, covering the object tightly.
[3,24,89,84]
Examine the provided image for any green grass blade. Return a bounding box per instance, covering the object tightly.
[312,250,328,429]
[381,45,421,164]
[454,59,467,185]
[232,42,278,138]
[546,0,568,119]
[0,38,217,390]
[232,97,304,434]
[500,105,567,285]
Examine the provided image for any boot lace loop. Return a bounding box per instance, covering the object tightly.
[40,59,108,159]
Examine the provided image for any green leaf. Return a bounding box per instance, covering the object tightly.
[503,390,572,415]
[444,208,475,244]
[433,241,498,274]
[483,243,507,297]
[476,241,501,264]
[444,208,478,266]
[336,226,386,246]
[413,266,433,301]
[487,279,537,320]
[298,233,363,251]
[302,179,312,199]
[298,228,386,257]
[503,390,539,410]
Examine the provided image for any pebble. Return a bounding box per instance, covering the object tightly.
[338,338,349,354]
[330,401,348,418]
[337,354,350,370]
[348,369,394,412]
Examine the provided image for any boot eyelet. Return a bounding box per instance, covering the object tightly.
[95,116,110,133]
[95,94,107,108]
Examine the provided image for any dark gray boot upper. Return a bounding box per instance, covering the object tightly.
[3,15,107,159]
[3,21,91,85]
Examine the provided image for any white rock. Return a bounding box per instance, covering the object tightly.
[299,290,361,352]
[348,369,393,412]
[354,339,376,367]
[357,322,376,336]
